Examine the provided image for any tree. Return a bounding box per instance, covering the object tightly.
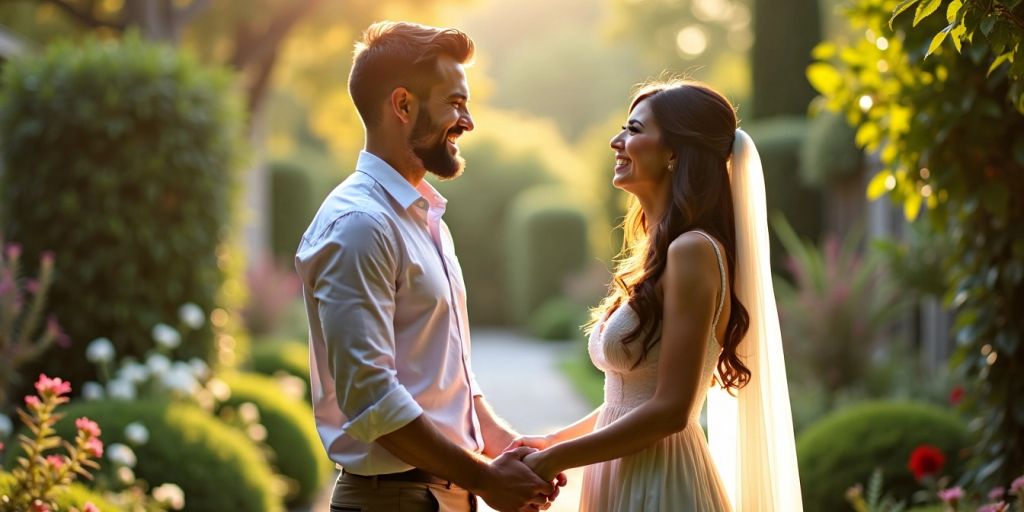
[809,0,1024,490]
[751,0,821,117]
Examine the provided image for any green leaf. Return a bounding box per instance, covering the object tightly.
[867,171,893,200]
[904,192,923,221]
[951,24,966,53]
[988,52,1012,76]
[806,63,843,95]
[946,0,963,23]
[891,0,923,29]
[926,24,954,58]
[980,14,997,36]
[913,0,942,26]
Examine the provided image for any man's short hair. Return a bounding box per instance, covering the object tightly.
[349,21,475,128]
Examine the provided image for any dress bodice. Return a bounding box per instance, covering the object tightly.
[587,231,727,424]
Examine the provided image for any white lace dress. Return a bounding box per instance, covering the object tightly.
[579,231,733,512]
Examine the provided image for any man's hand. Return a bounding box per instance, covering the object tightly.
[475,446,553,512]
[503,434,553,453]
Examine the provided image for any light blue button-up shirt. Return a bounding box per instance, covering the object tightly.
[295,150,483,475]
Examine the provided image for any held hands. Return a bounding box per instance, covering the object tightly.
[500,436,568,510]
[478,446,554,512]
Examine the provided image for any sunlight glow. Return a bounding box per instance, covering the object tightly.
[692,0,729,22]
[676,26,708,58]
[885,175,897,190]
[876,37,890,51]
[858,95,874,111]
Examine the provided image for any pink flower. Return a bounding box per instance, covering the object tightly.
[31,501,50,512]
[989,487,1006,500]
[949,386,964,405]
[977,503,1008,512]
[82,503,99,512]
[45,455,65,469]
[938,486,964,503]
[1011,475,1024,495]
[6,244,21,260]
[24,395,41,408]
[40,250,54,267]
[85,437,103,458]
[75,417,101,438]
[34,374,71,397]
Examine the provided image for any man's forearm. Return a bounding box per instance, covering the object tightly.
[375,414,490,492]
[474,396,518,458]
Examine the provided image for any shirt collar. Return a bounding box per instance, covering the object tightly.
[356,150,448,212]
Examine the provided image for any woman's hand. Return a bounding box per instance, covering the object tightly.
[503,434,553,453]
[522,450,560,482]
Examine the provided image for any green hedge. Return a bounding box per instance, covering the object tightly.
[797,401,968,512]
[219,372,330,506]
[0,36,246,390]
[49,400,282,512]
[743,117,823,270]
[527,297,589,342]
[800,109,862,186]
[269,161,315,263]
[0,471,124,511]
[504,187,590,325]
[249,338,310,399]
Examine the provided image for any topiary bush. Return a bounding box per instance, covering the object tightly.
[218,371,330,506]
[504,186,591,325]
[0,36,246,390]
[797,401,968,512]
[800,109,863,186]
[248,338,310,398]
[743,117,823,270]
[48,400,282,512]
[269,161,315,263]
[0,471,124,511]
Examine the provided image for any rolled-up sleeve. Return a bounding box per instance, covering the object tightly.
[300,211,422,444]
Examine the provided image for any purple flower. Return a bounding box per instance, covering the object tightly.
[1010,475,1024,495]
[938,487,964,504]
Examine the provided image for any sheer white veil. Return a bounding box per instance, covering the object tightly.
[707,128,804,511]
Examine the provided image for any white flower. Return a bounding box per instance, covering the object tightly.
[82,381,105,401]
[146,353,171,374]
[237,402,260,424]
[188,358,210,380]
[161,365,198,395]
[107,378,137,400]
[205,377,231,402]
[152,483,186,510]
[276,374,306,401]
[124,422,149,445]
[0,413,12,438]
[151,323,181,350]
[118,361,150,384]
[107,443,137,467]
[178,303,205,330]
[85,337,115,363]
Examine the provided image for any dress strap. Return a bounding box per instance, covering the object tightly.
[691,230,727,330]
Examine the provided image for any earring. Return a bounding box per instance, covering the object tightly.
[667,161,674,172]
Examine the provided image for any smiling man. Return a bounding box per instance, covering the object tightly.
[294,21,557,512]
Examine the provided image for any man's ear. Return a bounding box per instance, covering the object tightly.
[389,87,416,124]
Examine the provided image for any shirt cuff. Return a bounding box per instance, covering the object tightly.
[341,385,424,444]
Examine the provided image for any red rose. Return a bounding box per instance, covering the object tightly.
[949,386,964,405]
[908,444,946,480]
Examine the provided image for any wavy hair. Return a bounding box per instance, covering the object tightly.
[591,80,751,393]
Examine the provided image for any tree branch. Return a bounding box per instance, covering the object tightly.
[40,0,125,30]
[228,0,322,70]
[176,0,212,26]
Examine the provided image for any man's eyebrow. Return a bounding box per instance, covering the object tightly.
[448,93,469,102]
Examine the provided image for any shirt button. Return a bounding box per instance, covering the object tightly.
[417,199,428,209]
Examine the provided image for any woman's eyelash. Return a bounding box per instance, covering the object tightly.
[622,125,639,133]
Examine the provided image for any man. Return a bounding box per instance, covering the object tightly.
[295,21,560,512]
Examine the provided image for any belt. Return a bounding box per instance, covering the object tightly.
[341,468,452,487]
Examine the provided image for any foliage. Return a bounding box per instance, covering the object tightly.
[559,346,604,409]
[243,255,301,338]
[751,0,822,117]
[873,219,951,298]
[268,161,315,263]
[0,36,246,389]
[504,187,591,325]
[0,240,65,410]
[1,375,102,512]
[742,117,824,270]
[800,108,864,186]
[0,472,122,512]
[217,372,330,506]
[797,401,968,512]
[50,400,283,512]
[527,297,590,342]
[248,339,310,400]
[774,217,907,397]
[808,0,1024,489]
[846,469,909,512]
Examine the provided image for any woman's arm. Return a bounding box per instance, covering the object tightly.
[524,233,721,480]
[513,406,604,452]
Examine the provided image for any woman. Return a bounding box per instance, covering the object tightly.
[517,81,803,511]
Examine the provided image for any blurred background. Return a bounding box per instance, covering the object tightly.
[0,0,1021,510]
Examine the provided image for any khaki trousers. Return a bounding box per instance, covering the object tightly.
[330,472,478,512]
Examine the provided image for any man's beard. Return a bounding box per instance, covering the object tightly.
[410,110,464,180]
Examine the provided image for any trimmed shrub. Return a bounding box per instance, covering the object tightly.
[743,117,823,269]
[219,371,330,506]
[751,0,820,117]
[0,36,246,389]
[249,338,310,397]
[49,400,282,512]
[800,109,863,186]
[0,471,124,511]
[797,401,968,512]
[527,297,589,342]
[504,187,590,325]
[269,161,315,263]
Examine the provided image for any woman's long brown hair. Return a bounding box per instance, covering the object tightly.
[590,80,751,393]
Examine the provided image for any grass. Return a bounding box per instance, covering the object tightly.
[559,347,604,408]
